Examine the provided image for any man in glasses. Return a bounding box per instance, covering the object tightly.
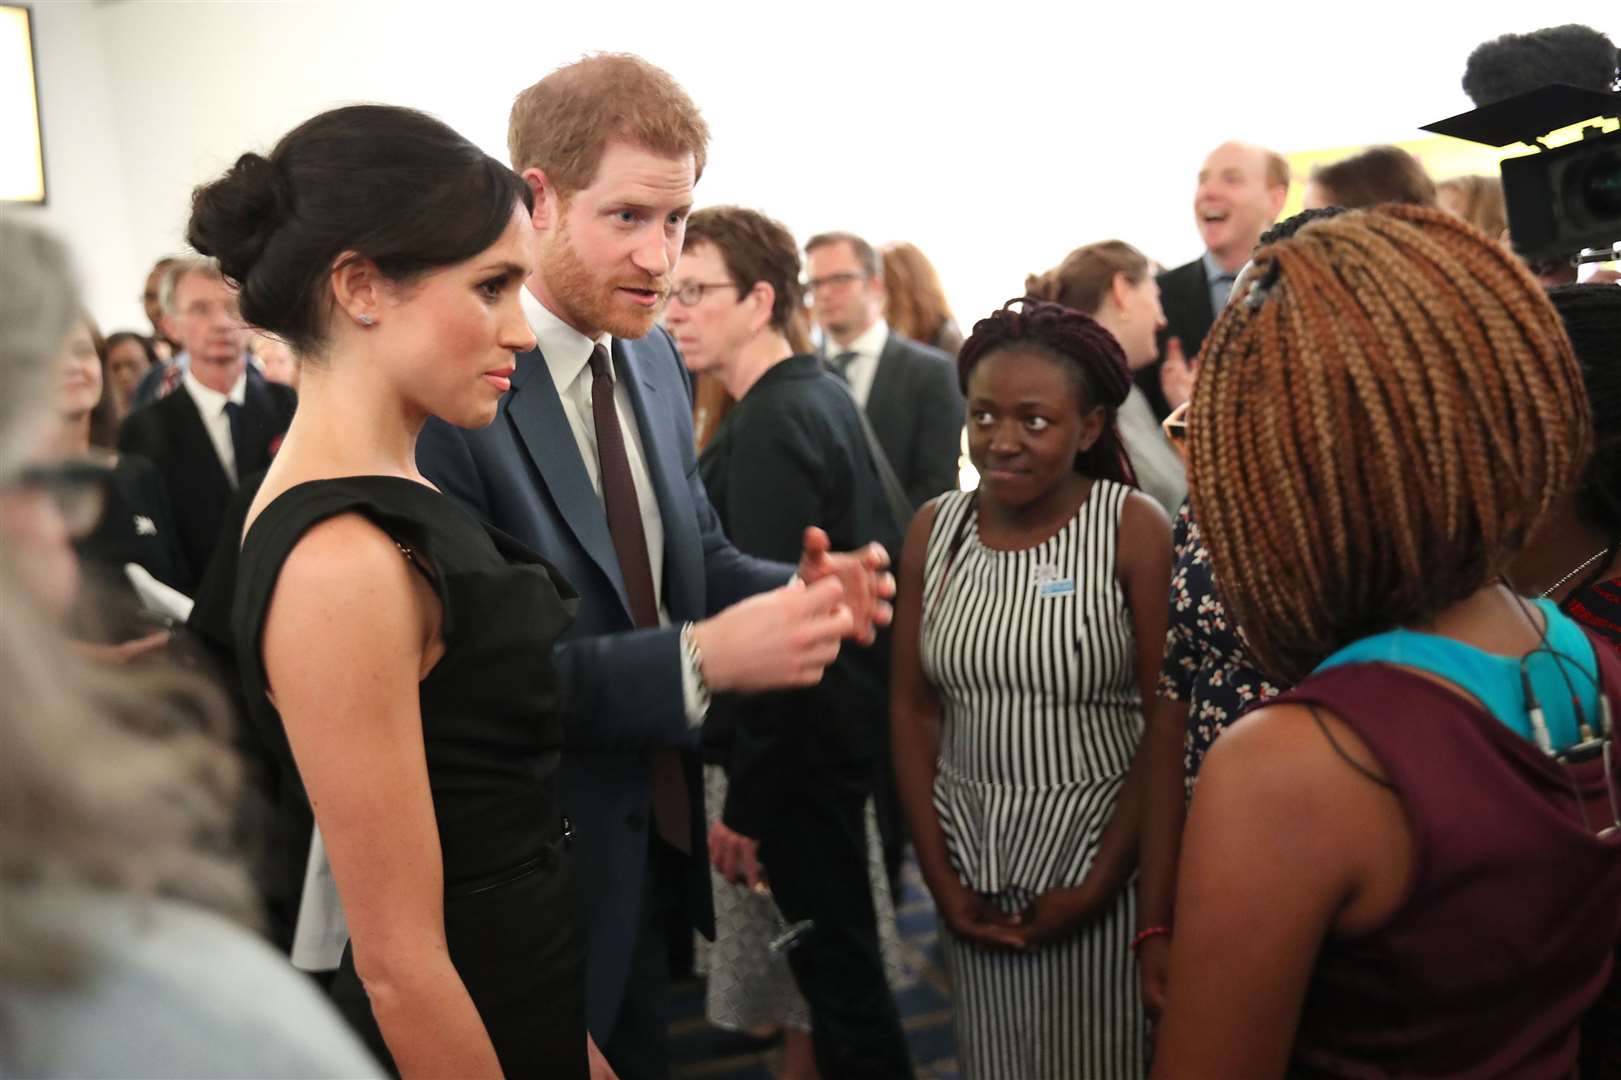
[805,231,963,509]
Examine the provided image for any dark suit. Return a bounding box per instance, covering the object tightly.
[416,327,788,1077]
[1140,256,1218,421]
[863,331,964,508]
[116,366,296,593]
[700,355,912,1077]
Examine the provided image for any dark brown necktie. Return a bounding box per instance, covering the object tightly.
[589,345,692,854]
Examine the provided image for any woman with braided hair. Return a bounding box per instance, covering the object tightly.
[1151,205,1621,1078]
[891,299,1171,1077]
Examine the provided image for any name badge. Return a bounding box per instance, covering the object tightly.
[1038,578,1075,598]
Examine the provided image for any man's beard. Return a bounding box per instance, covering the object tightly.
[538,224,667,341]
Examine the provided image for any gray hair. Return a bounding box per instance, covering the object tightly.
[0,222,255,989]
[0,218,80,476]
[160,255,224,315]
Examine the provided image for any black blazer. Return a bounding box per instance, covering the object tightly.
[1141,256,1217,421]
[698,356,905,837]
[864,330,964,507]
[117,367,296,592]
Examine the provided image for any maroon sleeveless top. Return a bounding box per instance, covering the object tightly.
[1280,636,1621,1079]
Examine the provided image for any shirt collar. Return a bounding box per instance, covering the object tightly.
[1201,249,1239,284]
[182,364,247,412]
[835,317,889,360]
[523,286,613,396]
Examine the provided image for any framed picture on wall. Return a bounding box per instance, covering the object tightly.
[1,2,45,204]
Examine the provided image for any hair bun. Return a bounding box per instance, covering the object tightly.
[186,152,294,287]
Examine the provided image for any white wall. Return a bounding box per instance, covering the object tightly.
[14,0,1619,334]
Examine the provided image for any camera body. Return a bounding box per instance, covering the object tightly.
[1425,84,1621,262]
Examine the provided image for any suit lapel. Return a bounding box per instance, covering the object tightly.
[866,331,904,425]
[505,347,629,615]
[167,384,233,490]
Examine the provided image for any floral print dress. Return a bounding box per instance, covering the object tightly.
[1157,502,1284,795]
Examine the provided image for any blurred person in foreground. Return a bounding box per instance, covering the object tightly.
[666,205,913,1079]
[1151,205,1621,1077]
[0,218,379,1080]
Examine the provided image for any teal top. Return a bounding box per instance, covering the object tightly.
[1314,599,1600,753]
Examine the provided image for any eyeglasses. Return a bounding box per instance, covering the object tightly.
[670,281,739,307]
[4,458,113,539]
[805,271,867,293]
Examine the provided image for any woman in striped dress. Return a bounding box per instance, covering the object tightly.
[891,299,1172,1078]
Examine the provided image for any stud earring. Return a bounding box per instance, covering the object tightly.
[356,313,376,327]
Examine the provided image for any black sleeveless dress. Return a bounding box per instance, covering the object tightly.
[231,476,586,1078]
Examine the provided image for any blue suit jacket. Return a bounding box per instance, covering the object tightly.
[416,325,789,1034]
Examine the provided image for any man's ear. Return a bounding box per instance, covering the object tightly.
[1267,184,1290,220]
[523,168,560,232]
[749,281,777,334]
[330,252,384,326]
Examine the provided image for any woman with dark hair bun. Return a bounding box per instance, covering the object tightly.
[890,299,1170,1077]
[192,104,592,1077]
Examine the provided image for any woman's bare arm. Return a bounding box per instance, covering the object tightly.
[263,514,500,1078]
[1150,702,1410,1079]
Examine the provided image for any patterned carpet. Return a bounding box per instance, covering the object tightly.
[670,860,959,1078]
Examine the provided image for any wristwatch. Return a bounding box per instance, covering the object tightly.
[680,622,711,714]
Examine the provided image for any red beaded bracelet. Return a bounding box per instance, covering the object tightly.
[1130,925,1172,955]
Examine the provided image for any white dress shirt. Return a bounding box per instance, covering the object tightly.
[521,288,706,724]
[181,365,248,486]
[828,318,889,408]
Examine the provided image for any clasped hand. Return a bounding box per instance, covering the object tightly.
[941,883,1104,951]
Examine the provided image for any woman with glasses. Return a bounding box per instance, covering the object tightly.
[0,218,382,1080]
[665,205,914,1079]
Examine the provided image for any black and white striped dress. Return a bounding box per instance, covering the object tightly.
[921,483,1146,1079]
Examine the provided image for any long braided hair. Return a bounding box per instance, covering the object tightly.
[1188,204,1590,683]
[958,298,1138,486]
